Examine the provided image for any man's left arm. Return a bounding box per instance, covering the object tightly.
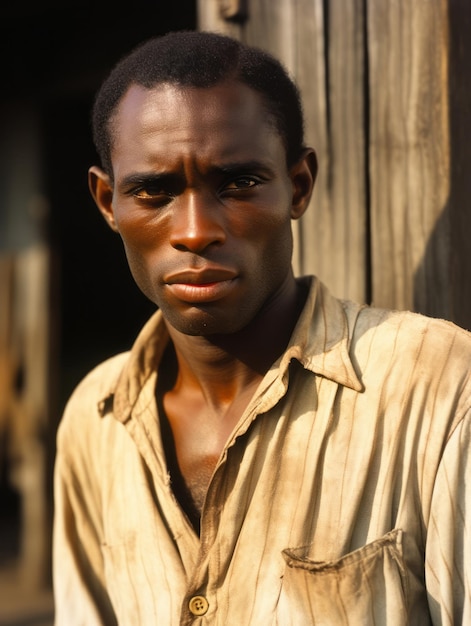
[426,407,471,624]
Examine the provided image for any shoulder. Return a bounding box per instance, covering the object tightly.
[67,351,129,409]
[351,306,471,416]
[56,352,130,448]
[354,304,471,352]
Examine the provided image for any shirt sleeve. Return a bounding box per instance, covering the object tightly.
[52,419,118,626]
[426,407,471,625]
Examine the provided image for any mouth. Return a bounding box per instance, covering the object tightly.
[164,267,238,303]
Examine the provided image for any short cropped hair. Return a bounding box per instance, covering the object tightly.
[92,30,306,175]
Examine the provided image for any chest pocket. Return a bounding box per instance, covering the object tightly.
[277,529,414,625]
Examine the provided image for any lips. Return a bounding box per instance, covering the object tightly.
[164,267,238,303]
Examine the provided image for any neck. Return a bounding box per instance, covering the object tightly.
[163,275,307,407]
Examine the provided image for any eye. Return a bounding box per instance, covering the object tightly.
[127,183,177,209]
[222,176,259,192]
[122,174,182,206]
[132,184,172,200]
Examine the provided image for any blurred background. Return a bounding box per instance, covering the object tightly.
[1,1,470,624]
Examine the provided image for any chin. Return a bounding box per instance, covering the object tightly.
[167,309,247,337]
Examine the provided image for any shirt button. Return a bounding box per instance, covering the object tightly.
[188,595,209,616]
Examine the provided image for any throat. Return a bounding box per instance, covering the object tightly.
[156,352,221,534]
[156,344,261,534]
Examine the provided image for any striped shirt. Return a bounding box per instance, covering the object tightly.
[53,276,471,625]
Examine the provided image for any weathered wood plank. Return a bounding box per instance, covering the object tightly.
[367,0,451,314]
[318,0,366,301]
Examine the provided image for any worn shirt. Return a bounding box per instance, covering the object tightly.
[53,276,471,625]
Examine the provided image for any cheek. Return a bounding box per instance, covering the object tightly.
[115,210,173,283]
[114,211,169,300]
[253,207,295,275]
[228,198,292,246]
[251,207,293,256]
[120,240,156,299]
[115,207,167,249]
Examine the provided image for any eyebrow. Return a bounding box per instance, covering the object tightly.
[119,159,276,190]
[119,172,179,190]
[215,160,275,176]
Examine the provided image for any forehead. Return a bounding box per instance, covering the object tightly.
[110,80,284,166]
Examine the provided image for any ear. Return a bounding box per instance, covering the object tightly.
[88,165,119,232]
[289,148,318,220]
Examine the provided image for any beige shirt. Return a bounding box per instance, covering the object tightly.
[53,277,471,625]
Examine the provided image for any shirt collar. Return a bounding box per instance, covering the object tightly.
[280,276,363,391]
[106,308,170,422]
[100,276,363,421]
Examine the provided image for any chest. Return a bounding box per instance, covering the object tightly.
[159,396,249,529]
[100,386,432,625]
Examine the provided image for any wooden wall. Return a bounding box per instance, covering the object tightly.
[198,0,471,330]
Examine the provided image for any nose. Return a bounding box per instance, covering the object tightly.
[169,190,226,253]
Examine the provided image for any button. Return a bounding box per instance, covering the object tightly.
[188,595,209,616]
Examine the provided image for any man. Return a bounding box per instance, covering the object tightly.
[53,30,471,625]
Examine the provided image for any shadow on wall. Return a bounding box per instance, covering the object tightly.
[414,1,471,332]
[414,200,471,332]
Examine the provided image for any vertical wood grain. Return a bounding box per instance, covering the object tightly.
[367,0,451,313]
[319,0,366,301]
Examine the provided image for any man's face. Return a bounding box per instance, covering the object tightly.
[95,80,312,336]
